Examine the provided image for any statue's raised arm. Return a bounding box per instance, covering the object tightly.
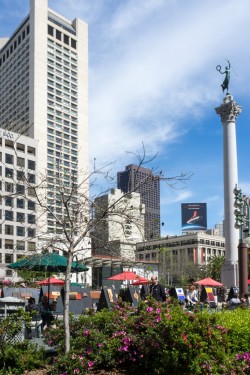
[216,60,231,94]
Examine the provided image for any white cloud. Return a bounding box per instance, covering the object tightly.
[2,0,250,234]
[161,189,193,205]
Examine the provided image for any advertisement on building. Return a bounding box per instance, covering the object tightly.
[181,203,207,231]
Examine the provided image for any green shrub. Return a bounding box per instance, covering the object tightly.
[44,300,250,374]
[0,341,46,375]
[0,310,46,374]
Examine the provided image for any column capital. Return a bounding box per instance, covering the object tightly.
[215,94,242,124]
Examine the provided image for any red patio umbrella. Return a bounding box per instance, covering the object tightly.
[132,280,150,285]
[194,277,223,287]
[107,271,140,281]
[131,276,150,285]
[37,277,65,301]
[248,279,250,285]
[36,277,65,285]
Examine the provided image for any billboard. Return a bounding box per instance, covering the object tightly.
[181,203,207,232]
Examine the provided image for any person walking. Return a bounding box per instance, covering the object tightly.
[38,295,57,328]
[149,276,166,302]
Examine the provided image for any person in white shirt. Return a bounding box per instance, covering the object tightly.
[186,285,198,306]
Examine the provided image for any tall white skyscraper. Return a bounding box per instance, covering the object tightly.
[0,0,88,234]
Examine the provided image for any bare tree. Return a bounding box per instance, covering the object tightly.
[1,137,192,353]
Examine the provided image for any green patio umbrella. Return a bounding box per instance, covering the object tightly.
[70,282,84,287]
[8,252,89,303]
[8,252,89,273]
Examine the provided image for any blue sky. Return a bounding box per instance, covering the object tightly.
[1,0,250,236]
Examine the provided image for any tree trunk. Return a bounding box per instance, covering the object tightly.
[64,249,74,353]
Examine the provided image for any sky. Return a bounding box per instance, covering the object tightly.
[1,0,250,236]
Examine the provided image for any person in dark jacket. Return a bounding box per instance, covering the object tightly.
[227,293,241,310]
[149,276,166,302]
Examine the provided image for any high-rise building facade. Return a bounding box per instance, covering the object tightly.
[93,188,145,254]
[0,0,88,234]
[117,164,160,240]
[0,127,38,280]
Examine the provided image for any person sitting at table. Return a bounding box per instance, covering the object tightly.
[25,297,42,338]
[227,293,241,310]
[38,295,57,328]
[25,297,39,313]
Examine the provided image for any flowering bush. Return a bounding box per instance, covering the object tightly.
[0,309,46,374]
[44,298,250,374]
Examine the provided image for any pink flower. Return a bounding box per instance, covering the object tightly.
[83,329,90,336]
[98,343,103,347]
[146,307,153,312]
[88,361,94,368]
[119,345,129,351]
[73,369,80,374]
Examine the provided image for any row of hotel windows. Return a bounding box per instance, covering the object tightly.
[141,239,225,250]
[47,132,77,145]
[0,63,29,115]
[48,38,77,61]
[49,120,77,129]
[0,40,29,88]
[1,184,36,199]
[0,34,29,130]
[47,137,77,153]
[0,138,36,155]
[0,226,35,238]
[138,248,225,260]
[1,248,36,265]
[200,239,225,246]
[48,147,77,157]
[48,38,77,58]
[48,61,77,80]
[2,211,35,223]
[47,86,77,108]
[47,81,77,98]
[170,248,224,256]
[1,168,36,183]
[47,113,78,128]
[0,23,30,67]
[1,153,35,169]
[48,51,77,70]
[48,73,77,90]
[3,224,35,236]
[48,25,76,49]
[1,198,35,210]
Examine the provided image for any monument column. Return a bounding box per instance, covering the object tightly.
[215,94,242,287]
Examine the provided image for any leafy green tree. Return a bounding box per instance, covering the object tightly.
[207,255,225,281]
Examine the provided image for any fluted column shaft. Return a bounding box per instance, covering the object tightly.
[215,94,242,287]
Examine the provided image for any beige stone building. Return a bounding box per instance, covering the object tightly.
[136,232,225,284]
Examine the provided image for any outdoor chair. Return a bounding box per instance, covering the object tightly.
[25,314,43,339]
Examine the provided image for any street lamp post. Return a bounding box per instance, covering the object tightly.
[233,185,249,297]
